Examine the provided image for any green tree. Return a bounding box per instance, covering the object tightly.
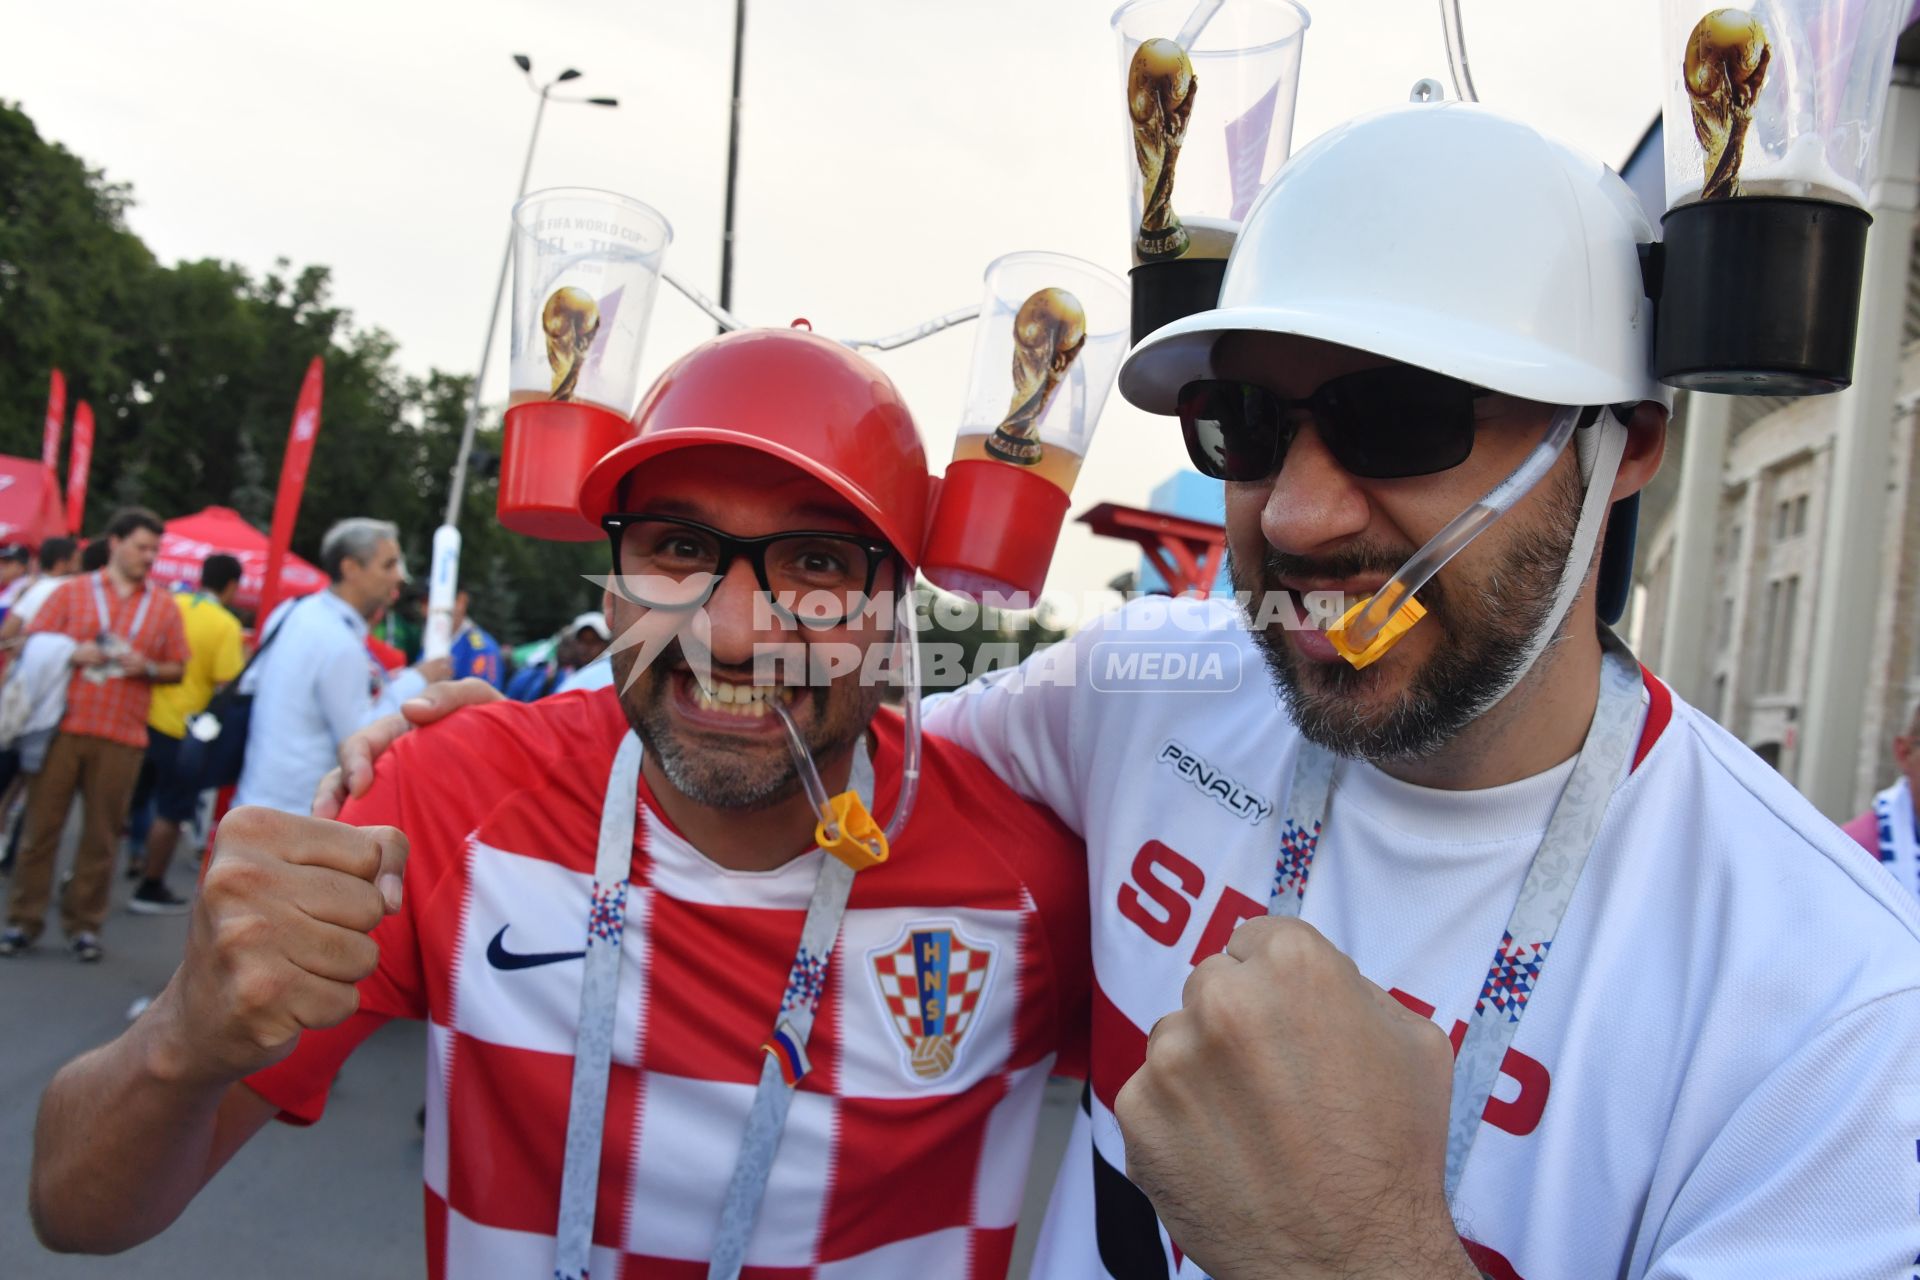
[0,100,155,458]
[0,100,604,648]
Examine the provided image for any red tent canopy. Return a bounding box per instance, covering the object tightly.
[0,456,72,548]
[154,506,329,614]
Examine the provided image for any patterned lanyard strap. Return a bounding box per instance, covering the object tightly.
[1271,636,1645,1200]
[551,734,878,1280]
[89,572,153,644]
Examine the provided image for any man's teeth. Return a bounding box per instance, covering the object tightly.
[689,679,794,717]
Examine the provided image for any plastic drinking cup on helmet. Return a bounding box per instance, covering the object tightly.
[501,187,673,540]
[1111,0,1309,343]
[921,252,1129,604]
[1652,0,1907,393]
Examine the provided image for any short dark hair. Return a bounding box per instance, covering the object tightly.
[104,507,165,542]
[0,544,27,565]
[80,540,110,572]
[37,537,76,571]
[201,554,244,595]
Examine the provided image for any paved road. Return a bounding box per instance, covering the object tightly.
[2,830,1075,1277]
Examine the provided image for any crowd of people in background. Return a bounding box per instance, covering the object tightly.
[0,510,608,962]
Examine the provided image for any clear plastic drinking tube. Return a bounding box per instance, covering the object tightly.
[769,591,923,851]
[1333,404,1582,660]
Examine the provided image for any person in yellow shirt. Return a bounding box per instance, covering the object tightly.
[128,555,244,914]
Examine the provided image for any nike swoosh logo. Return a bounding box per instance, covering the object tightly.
[485,925,586,971]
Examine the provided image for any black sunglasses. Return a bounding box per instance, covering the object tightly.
[1177,366,1496,482]
[602,513,893,626]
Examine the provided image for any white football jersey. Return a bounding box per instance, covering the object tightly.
[925,596,1920,1280]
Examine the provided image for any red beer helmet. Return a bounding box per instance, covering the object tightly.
[577,327,933,565]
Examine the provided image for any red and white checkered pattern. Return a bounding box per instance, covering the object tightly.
[869,927,995,1075]
[247,689,1089,1279]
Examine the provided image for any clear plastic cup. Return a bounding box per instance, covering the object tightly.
[922,252,1129,601]
[951,251,1130,496]
[509,188,673,416]
[1111,0,1310,266]
[1660,0,1908,209]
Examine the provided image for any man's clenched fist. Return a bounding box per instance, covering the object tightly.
[144,806,408,1087]
[1113,916,1476,1280]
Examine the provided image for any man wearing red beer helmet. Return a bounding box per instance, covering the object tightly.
[31,327,1089,1279]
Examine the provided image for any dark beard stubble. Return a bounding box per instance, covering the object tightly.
[615,636,886,811]
[1231,465,1585,763]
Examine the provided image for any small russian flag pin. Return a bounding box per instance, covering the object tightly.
[763,1020,811,1087]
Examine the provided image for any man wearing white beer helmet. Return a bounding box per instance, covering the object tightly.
[929,102,1920,1278]
[32,327,1090,1278]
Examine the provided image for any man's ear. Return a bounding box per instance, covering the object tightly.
[1610,401,1669,503]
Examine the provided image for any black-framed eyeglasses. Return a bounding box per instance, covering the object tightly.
[1176,365,1497,483]
[602,513,893,626]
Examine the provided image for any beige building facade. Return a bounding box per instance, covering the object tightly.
[1636,328,1920,815]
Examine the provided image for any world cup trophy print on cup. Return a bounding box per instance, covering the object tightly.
[1684,9,1771,200]
[984,287,1088,466]
[1129,37,1198,261]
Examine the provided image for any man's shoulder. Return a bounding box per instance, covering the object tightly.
[1626,687,1920,957]
[350,688,628,864]
[187,594,242,631]
[42,575,88,607]
[893,710,1086,897]
[915,723,1075,837]
[392,686,625,774]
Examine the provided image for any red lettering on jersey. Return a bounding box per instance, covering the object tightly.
[1389,987,1435,1017]
[1118,840,1203,947]
[1190,885,1264,965]
[1484,1044,1549,1136]
[1387,988,1549,1136]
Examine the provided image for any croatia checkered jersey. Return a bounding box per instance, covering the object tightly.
[925,595,1920,1280]
[246,687,1090,1279]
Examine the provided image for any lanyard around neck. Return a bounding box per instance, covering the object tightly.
[89,572,153,643]
[1271,635,1644,1200]
[551,734,879,1280]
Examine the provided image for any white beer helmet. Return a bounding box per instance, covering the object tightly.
[1119,99,1671,699]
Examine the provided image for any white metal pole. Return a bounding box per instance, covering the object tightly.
[1795,73,1920,819]
[426,81,553,662]
[1657,391,1733,705]
[443,85,551,532]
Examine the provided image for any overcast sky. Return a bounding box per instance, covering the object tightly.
[6,0,1663,612]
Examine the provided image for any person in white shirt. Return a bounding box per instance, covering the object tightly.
[272,103,1920,1280]
[0,543,31,614]
[0,536,81,644]
[233,519,449,815]
[918,104,1920,1279]
[554,648,614,694]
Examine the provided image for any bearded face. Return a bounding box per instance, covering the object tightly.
[1233,463,1585,763]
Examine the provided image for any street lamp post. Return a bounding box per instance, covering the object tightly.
[425,55,618,661]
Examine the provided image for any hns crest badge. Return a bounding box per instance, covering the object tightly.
[869,923,996,1081]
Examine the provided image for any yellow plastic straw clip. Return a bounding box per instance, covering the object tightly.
[817,791,889,871]
[1327,593,1428,670]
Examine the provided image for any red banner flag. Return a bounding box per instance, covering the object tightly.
[43,370,67,475]
[66,401,94,536]
[258,358,324,621]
